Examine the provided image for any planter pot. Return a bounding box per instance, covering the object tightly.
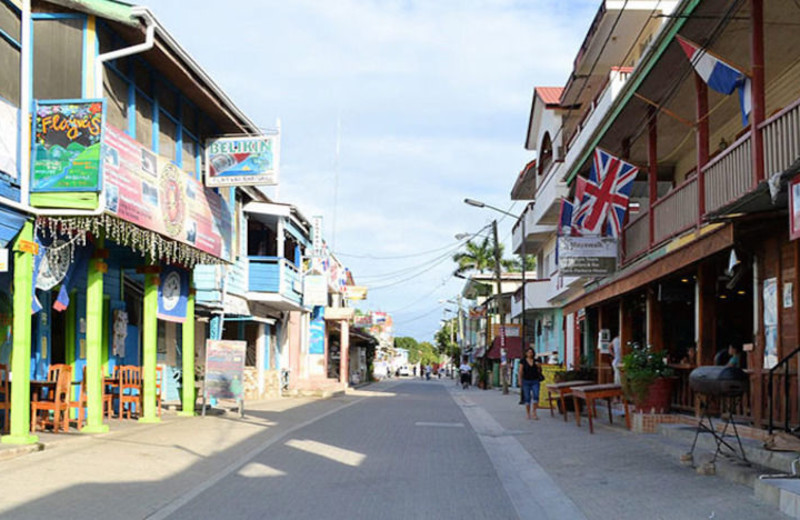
[634,377,675,413]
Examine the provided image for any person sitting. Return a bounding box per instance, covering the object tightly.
[680,346,697,366]
[726,344,742,368]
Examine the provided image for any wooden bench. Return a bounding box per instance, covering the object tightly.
[571,383,630,434]
[545,380,595,422]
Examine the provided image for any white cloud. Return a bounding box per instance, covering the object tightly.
[145,0,598,338]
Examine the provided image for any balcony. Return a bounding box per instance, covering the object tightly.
[511,279,555,318]
[511,203,559,255]
[247,256,304,310]
[621,94,800,264]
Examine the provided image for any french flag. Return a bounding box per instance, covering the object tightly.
[558,198,573,237]
[676,35,751,125]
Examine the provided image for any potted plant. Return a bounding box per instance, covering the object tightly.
[476,363,488,390]
[621,343,675,413]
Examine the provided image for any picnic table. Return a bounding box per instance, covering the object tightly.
[571,383,631,434]
[544,380,594,421]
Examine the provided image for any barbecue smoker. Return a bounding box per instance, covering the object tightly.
[687,366,750,465]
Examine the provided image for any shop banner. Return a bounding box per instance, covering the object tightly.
[789,176,800,241]
[304,274,328,307]
[343,285,367,300]
[0,97,18,180]
[32,100,104,192]
[103,124,232,261]
[309,306,325,355]
[205,339,246,401]
[157,266,189,323]
[205,134,279,187]
[492,324,521,339]
[557,236,617,277]
[353,314,373,328]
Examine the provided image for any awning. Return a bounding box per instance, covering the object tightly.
[487,336,523,360]
[0,207,28,248]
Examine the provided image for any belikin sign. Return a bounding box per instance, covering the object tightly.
[205,135,280,187]
[557,236,618,277]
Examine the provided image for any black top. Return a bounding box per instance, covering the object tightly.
[521,360,540,381]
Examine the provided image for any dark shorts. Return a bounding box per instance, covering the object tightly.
[460,373,471,385]
[522,380,540,404]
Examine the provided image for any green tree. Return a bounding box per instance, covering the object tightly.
[453,237,519,275]
[505,255,537,273]
[435,319,460,361]
[417,341,440,366]
[395,336,422,364]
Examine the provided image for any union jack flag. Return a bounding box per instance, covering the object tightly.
[573,148,639,238]
[569,176,588,235]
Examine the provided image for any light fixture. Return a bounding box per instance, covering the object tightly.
[681,278,689,283]
[737,290,746,295]
[455,233,471,240]
[464,198,485,208]
[719,294,728,299]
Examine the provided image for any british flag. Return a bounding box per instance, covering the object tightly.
[569,176,588,235]
[573,148,639,238]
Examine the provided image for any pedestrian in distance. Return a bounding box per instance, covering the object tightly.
[425,364,432,381]
[518,347,543,420]
[459,357,472,389]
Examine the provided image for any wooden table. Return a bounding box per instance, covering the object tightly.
[571,383,630,434]
[544,380,595,421]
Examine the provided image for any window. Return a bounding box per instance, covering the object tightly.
[156,81,177,118]
[538,132,553,176]
[135,92,152,148]
[33,18,83,100]
[159,114,177,161]
[103,69,128,130]
[0,2,20,105]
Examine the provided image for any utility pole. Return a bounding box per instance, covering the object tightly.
[492,220,509,394]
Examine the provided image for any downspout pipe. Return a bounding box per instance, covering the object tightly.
[18,0,31,208]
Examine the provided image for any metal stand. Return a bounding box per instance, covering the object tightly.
[690,395,749,465]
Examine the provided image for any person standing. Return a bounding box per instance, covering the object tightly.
[518,347,543,420]
[459,357,472,389]
[611,335,622,385]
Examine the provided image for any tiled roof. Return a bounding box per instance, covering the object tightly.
[535,87,564,107]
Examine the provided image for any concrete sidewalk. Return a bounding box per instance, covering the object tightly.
[0,385,395,519]
[449,382,785,520]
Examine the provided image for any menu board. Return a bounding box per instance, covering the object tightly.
[204,339,246,401]
[103,124,232,261]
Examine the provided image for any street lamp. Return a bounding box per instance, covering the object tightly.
[464,198,532,395]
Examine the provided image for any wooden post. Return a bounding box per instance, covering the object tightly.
[647,287,663,351]
[648,108,658,247]
[2,222,37,445]
[750,0,765,187]
[695,73,709,222]
[697,262,717,366]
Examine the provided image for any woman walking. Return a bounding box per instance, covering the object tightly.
[518,347,543,420]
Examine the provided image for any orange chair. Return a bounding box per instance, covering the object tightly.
[118,365,142,420]
[0,364,9,433]
[70,366,114,430]
[31,364,72,433]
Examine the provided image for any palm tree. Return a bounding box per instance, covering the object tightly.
[505,255,537,273]
[453,237,504,275]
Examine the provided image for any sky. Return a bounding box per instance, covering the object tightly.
[143,0,600,341]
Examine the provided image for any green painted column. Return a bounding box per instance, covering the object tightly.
[139,270,159,423]
[178,282,195,417]
[2,222,37,445]
[82,240,108,433]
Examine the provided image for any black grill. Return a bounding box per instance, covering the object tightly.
[689,366,748,397]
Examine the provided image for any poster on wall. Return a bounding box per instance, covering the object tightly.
[32,100,104,192]
[103,124,232,261]
[790,176,800,241]
[309,307,325,355]
[204,339,246,401]
[157,266,189,323]
[763,277,778,369]
[557,236,617,277]
[0,98,18,180]
[205,134,280,187]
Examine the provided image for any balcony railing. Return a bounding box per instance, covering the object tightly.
[248,256,303,304]
[761,97,800,177]
[623,210,649,261]
[653,176,698,245]
[703,131,752,214]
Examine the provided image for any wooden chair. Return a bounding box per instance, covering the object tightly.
[0,364,9,433]
[118,365,142,420]
[31,364,72,433]
[70,366,114,430]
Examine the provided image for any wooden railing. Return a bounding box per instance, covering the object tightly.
[669,366,696,413]
[761,98,800,177]
[703,131,752,214]
[652,177,698,245]
[623,210,649,261]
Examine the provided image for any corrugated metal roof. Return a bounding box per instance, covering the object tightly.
[536,87,564,107]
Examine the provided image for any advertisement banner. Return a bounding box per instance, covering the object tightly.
[309,306,325,355]
[790,176,800,241]
[764,277,778,369]
[103,124,232,261]
[353,314,373,328]
[157,266,189,323]
[492,324,521,339]
[0,98,18,180]
[205,339,246,401]
[343,285,367,300]
[557,236,617,277]
[304,274,328,307]
[32,100,104,192]
[205,135,279,187]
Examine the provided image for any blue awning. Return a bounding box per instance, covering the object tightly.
[0,206,28,248]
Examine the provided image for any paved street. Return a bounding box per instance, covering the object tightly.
[0,379,787,519]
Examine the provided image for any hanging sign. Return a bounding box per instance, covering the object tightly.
[205,134,279,187]
[312,216,323,257]
[343,285,368,301]
[103,124,232,261]
[205,339,246,401]
[0,97,18,180]
[789,176,800,241]
[304,274,328,307]
[32,100,104,192]
[157,266,189,322]
[557,236,617,277]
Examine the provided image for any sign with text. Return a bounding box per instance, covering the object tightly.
[204,339,246,401]
[789,176,800,241]
[205,135,279,187]
[557,236,617,277]
[32,100,104,192]
[343,285,367,300]
[103,124,232,261]
[492,324,521,339]
[0,98,18,180]
[304,274,328,307]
